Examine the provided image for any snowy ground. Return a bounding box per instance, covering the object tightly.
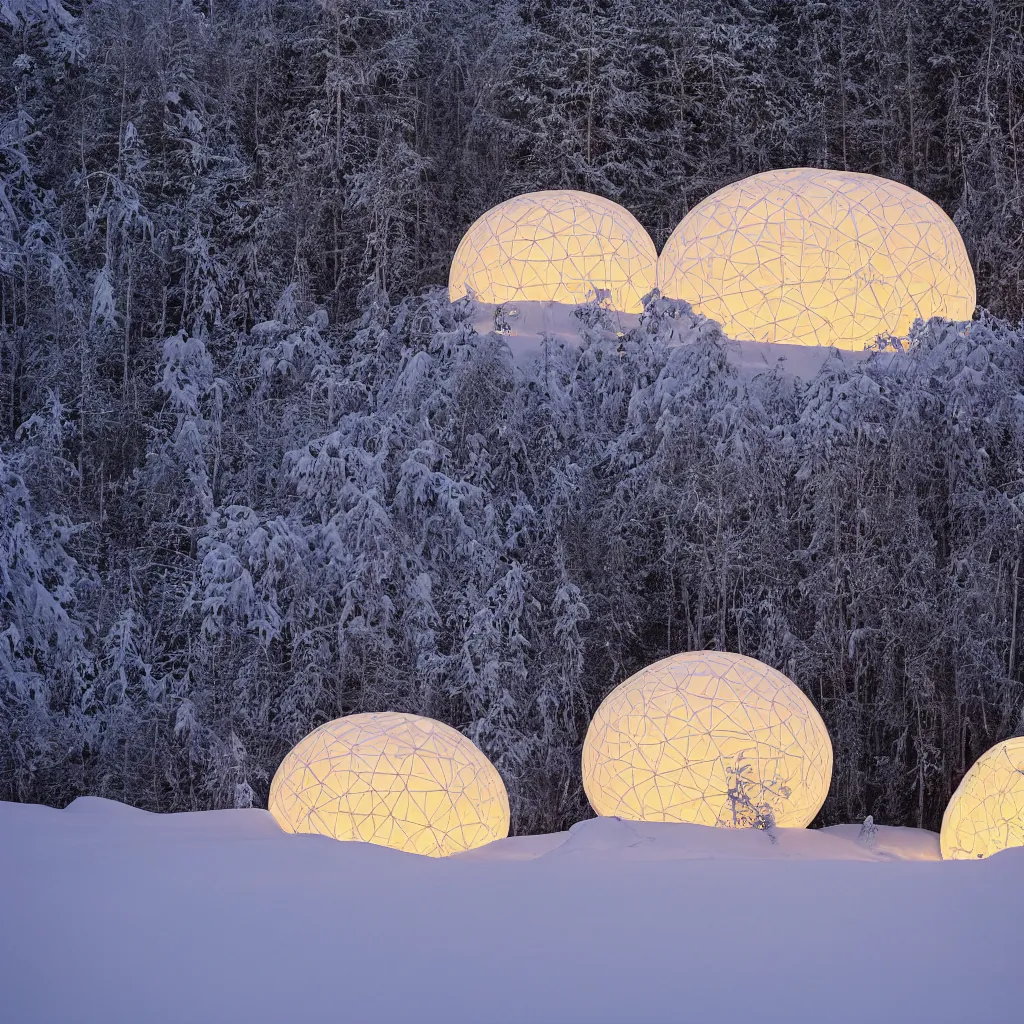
[2,798,1021,1023]
[467,298,882,380]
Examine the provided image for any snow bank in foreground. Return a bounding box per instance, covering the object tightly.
[458,814,941,862]
[1,798,1019,1024]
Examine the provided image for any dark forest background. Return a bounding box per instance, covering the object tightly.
[2,0,1024,833]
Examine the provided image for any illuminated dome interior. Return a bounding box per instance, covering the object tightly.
[268,712,509,857]
[582,651,833,829]
[941,737,1024,860]
[449,190,657,314]
[657,168,976,349]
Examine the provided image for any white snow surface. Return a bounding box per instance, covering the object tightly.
[468,298,882,380]
[2,797,1020,1024]
[467,298,641,360]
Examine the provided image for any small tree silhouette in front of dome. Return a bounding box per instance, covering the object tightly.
[726,754,791,831]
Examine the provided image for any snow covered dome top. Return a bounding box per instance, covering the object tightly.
[268,712,509,857]
[941,737,1024,860]
[449,190,657,314]
[657,168,976,350]
[582,651,832,829]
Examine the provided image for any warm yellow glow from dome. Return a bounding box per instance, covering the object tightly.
[941,737,1024,860]
[449,190,657,314]
[658,168,976,349]
[582,651,832,828]
[268,713,510,857]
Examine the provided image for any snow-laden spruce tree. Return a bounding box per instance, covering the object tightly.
[0,399,91,802]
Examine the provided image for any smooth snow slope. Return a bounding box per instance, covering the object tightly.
[1,798,1020,1024]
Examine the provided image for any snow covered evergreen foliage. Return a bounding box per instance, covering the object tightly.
[5,281,1024,834]
[1,1,1023,833]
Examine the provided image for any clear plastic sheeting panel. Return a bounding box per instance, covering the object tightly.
[449,190,658,314]
[268,713,510,857]
[941,737,1024,860]
[657,168,976,350]
[582,651,833,829]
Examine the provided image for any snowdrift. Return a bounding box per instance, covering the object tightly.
[466,298,884,380]
[1,797,1020,1024]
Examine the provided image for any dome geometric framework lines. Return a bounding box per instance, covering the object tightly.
[657,168,976,350]
[268,713,510,858]
[449,190,658,315]
[941,737,1024,860]
[582,651,833,829]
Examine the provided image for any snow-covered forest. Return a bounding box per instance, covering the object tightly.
[2,0,1024,834]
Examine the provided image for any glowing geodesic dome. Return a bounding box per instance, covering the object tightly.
[268,712,509,857]
[657,168,976,350]
[582,651,832,828]
[940,737,1024,860]
[449,190,657,314]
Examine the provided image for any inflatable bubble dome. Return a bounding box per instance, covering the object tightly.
[582,651,833,829]
[941,737,1024,860]
[449,190,657,314]
[657,168,975,350]
[268,712,510,857]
